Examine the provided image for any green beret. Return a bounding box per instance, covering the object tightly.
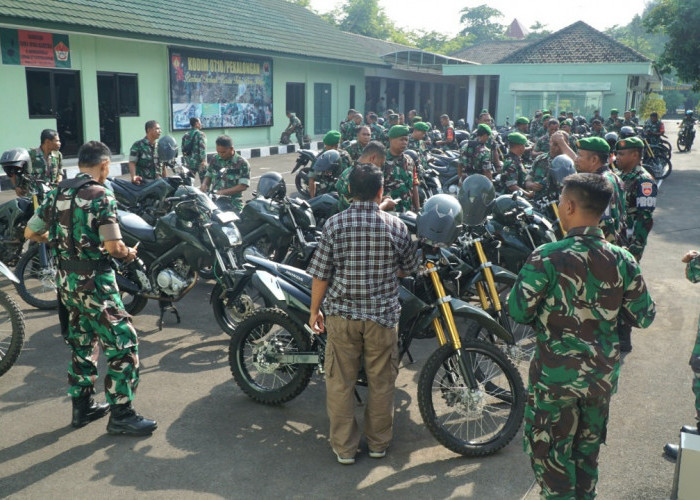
[480,109,489,115]
[615,137,644,150]
[542,114,551,120]
[563,119,573,126]
[515,117,530,125]
[610,108,619,114]
[477,123,492,136]
[388,125,410,139]
[577,137,610,153]
[412,116,423,124]
[413,122,430,132]
[389,113,399,122]
[323,130,341,146]
[507,132,528,145]
[630,108,637,112]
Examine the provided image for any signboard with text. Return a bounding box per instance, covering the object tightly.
[0,28,71,68]
[169,48,272,130]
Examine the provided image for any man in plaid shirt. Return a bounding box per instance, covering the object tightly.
[308,163,419,464]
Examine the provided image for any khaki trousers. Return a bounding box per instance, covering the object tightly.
[325,316,399,457]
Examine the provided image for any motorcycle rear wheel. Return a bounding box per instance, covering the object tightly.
[14,244,58,310]
[643,148,672,180]
[212,282,270,336]
[677,134,689,153]
[229,308,314,404]
[0,289,25,377]
[417,340,525,456]
[295,167,310,198]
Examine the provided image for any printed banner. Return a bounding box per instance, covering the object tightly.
[169,48,273,130]
[0,28,71,68]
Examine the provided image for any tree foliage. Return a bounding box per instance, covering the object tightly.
[458,5,505,42]
[321,0,401,41]
[639,92,667,119]
[526,22,551,40]
[644,0,700,89]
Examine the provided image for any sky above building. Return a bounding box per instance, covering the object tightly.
[309,0,650,36]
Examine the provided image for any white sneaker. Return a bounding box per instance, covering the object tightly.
[369,449,386,459]
[333,449,355,465]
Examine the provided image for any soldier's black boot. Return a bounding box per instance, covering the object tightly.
[663,443,679,460]
[106,403,157,436]
[71,390,110,428]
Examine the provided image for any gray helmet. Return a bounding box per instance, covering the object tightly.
[491,194,532,226]
[257,171,286,199]
[403,149,419,164]
[313,150,340,172]
[618,126,636,139]
[459,174,495,226]
[416,194,463,247]
[0,148,31,177]
[157,135,178,162]
[604,132,619,150]
[549,154,576,190]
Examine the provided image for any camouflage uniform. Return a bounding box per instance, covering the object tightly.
[340,121,356,142]
[407,136,429,173]
[343,140,365,163]
[499,152,527,192]
[286,114,304,146]
[204,153,251,211]
[181,128,207,181]
[631,115,639,125]
[370,122,385,141]
[129,137,160,180]
[643,119,664,146]
[31,173,140,405]
[596,166,627,246]
[589,127,607,139]
[508,226,655,500]
[527,153,561,201]
[620,166,656,260]
[534,134,552,155]
[28,147,62,187]
[309,149,352,195]
[685,256,700,423]
[622,119,636,128]
[604,117,617,130]
[335,165,354,211]
[459,140,491,176]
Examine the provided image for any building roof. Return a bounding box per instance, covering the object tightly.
[0,0,389,67]
[451,40,532,64]
[498,21,651,64]
[506,18,528,40]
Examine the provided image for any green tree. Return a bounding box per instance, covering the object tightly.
[323,0,400,41]
[644,0,700,89]
[286,0,312,8]
[639,92,667,119]
[459,5,505,42]
[526,22,551,40]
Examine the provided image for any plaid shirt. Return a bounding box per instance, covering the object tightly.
[307,201,418,327]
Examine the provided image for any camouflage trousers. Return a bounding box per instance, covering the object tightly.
[524,387,610,500]
[61,287,139,405]
[691,314,700,421]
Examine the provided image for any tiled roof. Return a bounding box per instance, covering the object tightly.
[451,41,533,64]
[0,0,388,66]
[497,21,651,64]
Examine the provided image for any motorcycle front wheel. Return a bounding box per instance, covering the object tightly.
[417,340,525,457]
[295,167,310,198]
[678,133,690,153]
[14,244,59,309]
[0,289,25,377]
[643,147,672,180]
[229,308,314,404]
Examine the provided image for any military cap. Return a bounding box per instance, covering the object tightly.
[577,136,610,153]
[615,137,644,150]
[507,132,528,145]
[323,130,341,146]
[563,119,573,126]
[413,122,430,132]
[412,116,423,124]
[476,123,492,136]
[542,114,551,120]
[388,125,410,138]
[515,117,530,125]
[630,108,637,112]
[610,108,619,114]
[480,109,489,115]
[388,113,399,122]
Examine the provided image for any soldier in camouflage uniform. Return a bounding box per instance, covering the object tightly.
[284,111,305,147]
[532,114,550,139]
[534,119,560,156]
[459,123,492,179]
[643,112,665,146]
[526,133,566,199]
[589,119,607,138]
[604,109,619,130]
[339,108,357,137]
[622,110,635,128]
[307,130,352,198]
[25,141,157,435]
[181,117,208,183]
[343,125,371,163]
[129,120,165,184]
[555,134,627,245]
[380,114,400,147]
[367,112,385,141]
[407,122,430,173]
[200,135,250,212]
[335,141,387,211]
[515,117,531,138]
[508,173,655,500]
[22,129,63,196]
[559,120,579,153]
[499,132,533,197]
[630,108,639,125]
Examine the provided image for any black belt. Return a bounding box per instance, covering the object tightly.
[58,259,112,273]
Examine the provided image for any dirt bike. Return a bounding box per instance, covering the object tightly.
[228,248,525,457]
[290,149,318,198]
[677,122,696,152]
[0,261,26,377]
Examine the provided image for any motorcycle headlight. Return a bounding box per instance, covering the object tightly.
[222,225,242,246]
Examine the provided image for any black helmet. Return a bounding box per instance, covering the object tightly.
[604,132,619,150]
[459,174,495,226]
[0,148,31,177]
[257,171,286,199]
[313,150,340,172]
[618,126,636,139]
[377,117,385,126]
[416,194,463,247]
[491,194,533,226]
[403,149,419,164]
[549,154,576,191]
[456,118,466,128]
[454,130,470,144]
[157,136,178,162]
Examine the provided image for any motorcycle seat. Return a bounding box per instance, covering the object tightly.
[111,177,149,193]
[117,210,156,243]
